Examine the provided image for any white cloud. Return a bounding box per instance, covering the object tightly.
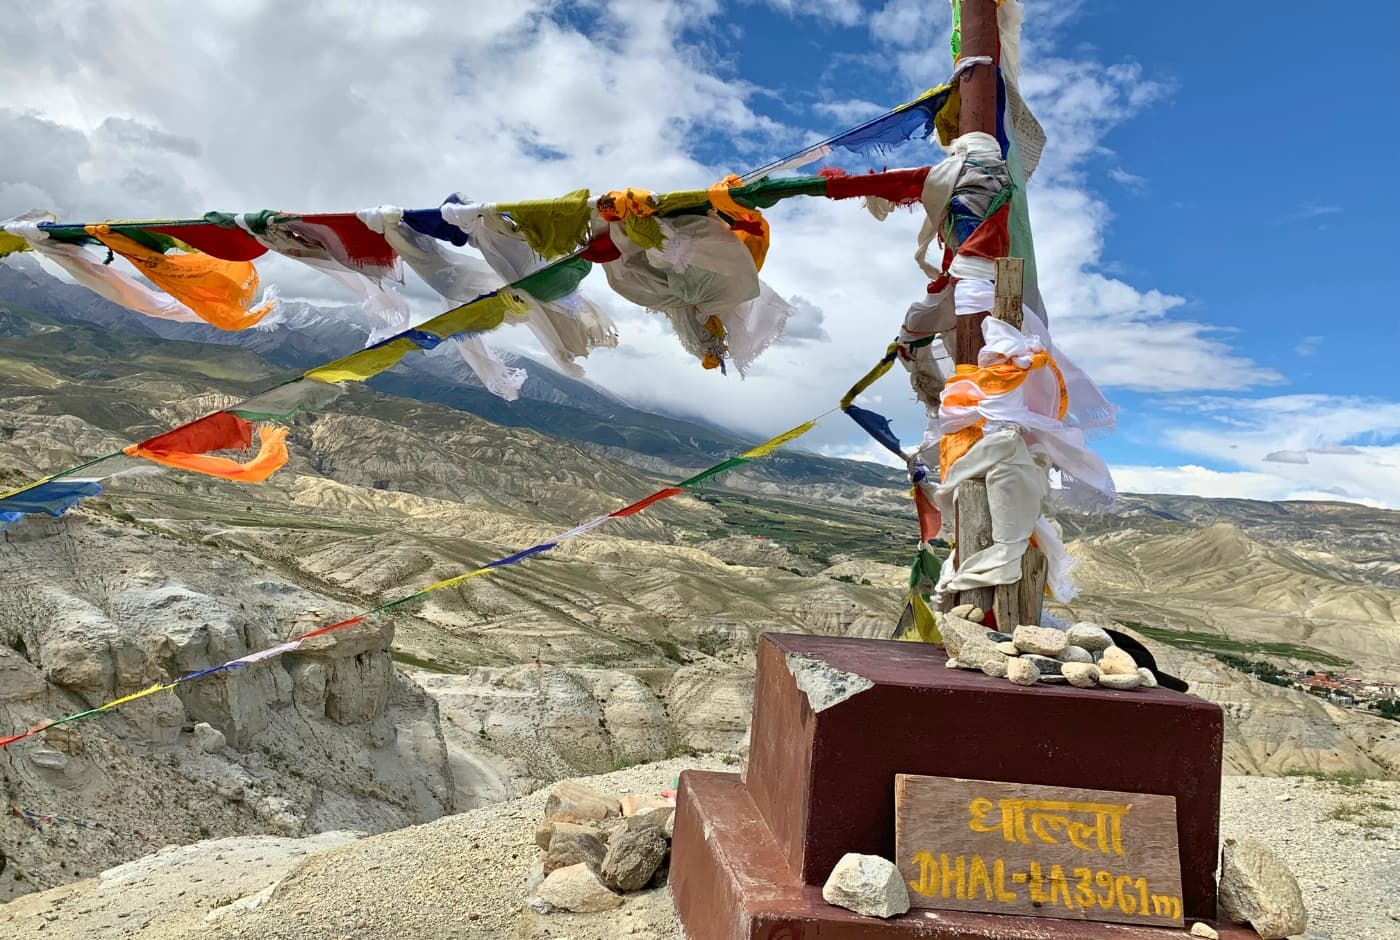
[1295,335,1323,356]
[757,0,865,27]
[1111,463,1388,508]
[1154,394,1400,508]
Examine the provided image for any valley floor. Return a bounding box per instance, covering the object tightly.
[2,758,1395,940]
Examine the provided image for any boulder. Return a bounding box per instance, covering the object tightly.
[544,780,621,823]
[620,793,672,817]
[543,822,607,874]
[1218,838,1307,939]
[192,722,226,753]
[600,821,669,891]
[821,853,910,919]
[534,862,622,913]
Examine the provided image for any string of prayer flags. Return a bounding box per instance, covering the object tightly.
[0,417,823,749]
[8,805,152,842]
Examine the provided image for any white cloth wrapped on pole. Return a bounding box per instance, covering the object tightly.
[439,200,618,376]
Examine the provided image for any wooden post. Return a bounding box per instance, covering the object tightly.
[952,0,1000,367]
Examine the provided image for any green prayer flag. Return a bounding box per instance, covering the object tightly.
[515,256,592,303]
[676,456,749,489]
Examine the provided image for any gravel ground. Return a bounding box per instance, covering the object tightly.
[3,766,1396,940]
[1219,774,1400,940]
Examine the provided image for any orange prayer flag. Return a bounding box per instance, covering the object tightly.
[88,225,277,331]
[125,425,289,483]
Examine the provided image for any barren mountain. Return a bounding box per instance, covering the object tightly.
[0,295,1396,910]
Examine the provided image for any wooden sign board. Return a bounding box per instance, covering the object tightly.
[894,775,1184,928]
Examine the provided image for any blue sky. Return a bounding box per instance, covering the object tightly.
[1,0,1398,506]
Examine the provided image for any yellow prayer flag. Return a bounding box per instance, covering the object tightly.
[418,291,530,340]
[305,338,419,384]
[740,420,817,459]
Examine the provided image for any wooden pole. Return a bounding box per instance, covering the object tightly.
[952,0,1000,366]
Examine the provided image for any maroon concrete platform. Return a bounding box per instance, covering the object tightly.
[671,633,1242,939]
[671,770,1259,940]
[744,634,1225,920]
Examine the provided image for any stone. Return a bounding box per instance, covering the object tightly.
[534,819,555,850]
[1062,662,1101,688]
[29,748,68,771]
[967,607,986,623]
[543,822,607,873]
[1036,675,1067,684]
[1138,667,1159,689]
[1219,838,1308,939]
[636,805,675,836]
[944,658,961,669]
[1067,622,1113,651]
[1011,625,1068,657]
[1006,657,1041,686]
[1022,654,1063,676]
[534,862,623,913]
[1059,645,1094,664]
[601,820,669,891]
[954,637,1008,675]
[994,641,1019,656]
[985,632,1013,643]
[980,659,1008,679]
[525,860,547,896]
[620,793,671,817]
[821,853,910,919]
[1190,923,1220,939]
[1099,645,1140,676]
[192,722,226,753]
[948,604,975,618]
[544,780,621,823]
[1099,672,1144,691]
[936,614,989,658]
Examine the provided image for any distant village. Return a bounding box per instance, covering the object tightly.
[1298,670,1400,717]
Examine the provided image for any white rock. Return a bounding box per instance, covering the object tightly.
[1189,923,1220,939]
[967,607,986,624]
[544,781,621,823]
[994,641,1019,656]
[620,793,671,817]
[1099,646,1139,676]
[1066,622,1113,651]
[1137,667,1159,689]
[1006,657,1041,686]
[821,853,910,919]
[948,604,975,618]
[1011,625,1068,657]
[535,862,623,913]
[29,748,69,771]
[1059,646,1094,664]
[1219,838,1307,939]
[945,658,961,669]
[1098,673,1143,691]
[1062,663,1100,688]
[192,722,226,753]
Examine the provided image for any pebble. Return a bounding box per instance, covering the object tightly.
[1021,654,1063,676]
[967,607,985,624]
[985,632,1014,643]
[994,641,1019,656]
[1006,657,1040,686]
[1066,622,1113,651]
[1190,923,1220,939]
[1137,667,1159,689]
[1011,625,1068,657]
[1059,646,1094,664]
[980,659,1008,679]
[1062,663,1100,688]
[945,658,961,669]
[948,604,975,618]
[1098,672,1143,691]
[1036,675,1067,684]
[1099,646,1139,676]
